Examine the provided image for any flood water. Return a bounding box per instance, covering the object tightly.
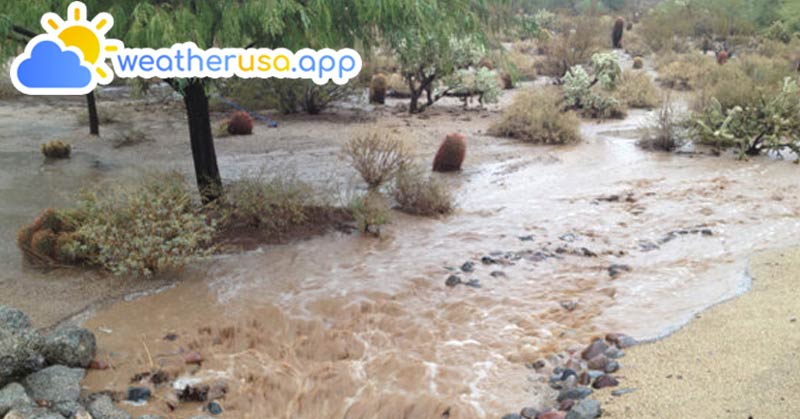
[2,92,800,418]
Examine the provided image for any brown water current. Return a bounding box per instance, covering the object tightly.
[2,91,800,418]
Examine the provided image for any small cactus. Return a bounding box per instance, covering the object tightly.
[632,57,644,70]
[612,17,625,49]
[41,141,71,159]
[227,111,253,135]
[433,133,467,172]
[30,229,58,259]
[716,50,729,65]
[369,73,388,105]
[500,71,514,90]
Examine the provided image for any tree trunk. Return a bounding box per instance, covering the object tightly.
[182,79,222,203]
[426,86,434,106]
[86,91,99,135]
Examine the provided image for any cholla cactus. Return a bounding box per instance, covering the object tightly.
[562,65,592,109]
[591,53,623,90]
[534,9,556,30]
[450,36,486,69]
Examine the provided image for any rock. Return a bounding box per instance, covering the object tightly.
[88,395,131,419]
[611,387,636,397]
[604,346,624,359]
[0,307,31,331]
[75,410,93,419]
[592,374,619,389]
[206,401,222,415]
[578,372,590,386]
[490,271,507,278]
[183,351,204,365]
[556,387,592,402]
[163,333,178,341]
[88,360,108,370]
[177,384,209,402]
[519,407,539,418]
[604,360,620,374]
[136,416,167,419]
[126,387,150,403]
[560,369,578,381]
[536,412,566,419]
[460,262,475,272]
[559,301,577,312]
[586,355,608,371]
[0,328,45,386]
[608,264,631,278]
[22,366,84,404]
[0,383,33,416]
[42,328,96,368]
[531,360,547,371]
[501,414,522,419]
[51,401,81,418]
[580,340,608,361]
[605,332,637,348]
[480,256,497,265]
[445,275,461,287]
[587,370,604,381]
[565,399,601,419]
[558,399,575,411]
[3,407,66,419]
[463,279,482,288]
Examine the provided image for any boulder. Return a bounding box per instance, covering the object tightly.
[42,328,96,368]
[0,383,33,416]
[88,395,131,419]
[22,366,84,404]
[0,307,31,331]
[2,407,66,419]
[565,399,601,419]
[0,329,45,387]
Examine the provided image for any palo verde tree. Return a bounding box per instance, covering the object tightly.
[0,0,103,135]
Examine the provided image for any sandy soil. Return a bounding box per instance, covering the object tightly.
[600,246,800,418]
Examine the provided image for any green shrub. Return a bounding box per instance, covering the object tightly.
[765,20,792,44]
[694,78,800,159]
[444,67,502,107]
[64,174,215,276]
[392,169,454,216]
[349,191,390,235]
[615,70,660,109]
[562,64,627,119]
[489,88,582,145]
[342,130,412,190]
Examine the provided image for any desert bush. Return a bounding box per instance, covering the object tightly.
[694,77,800,159]
[612,17,625,48]
[507,50,537,82]
[342,130,412,189]
[349,191,390,235]
[220,79,352,115]
[370,74,388,104]
[615,70,660,109]
[41,141,72,159]
[212,174,322,235]
[692,62,758,112]
[764,20,792,44]
[37,174,216,276]
[537,16,606,78]
[444,67,502,107]
[489,88,581,145]
[392,168,454,216]
[638,96,683,151]
[433,133,467,172]
[656,53,715,90]
[110,127,152,148]
[387,73,412,98]
[227,111,253,135]
[76,104,116,125]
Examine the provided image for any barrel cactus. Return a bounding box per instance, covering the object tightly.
[633,57,644,69]
[41,141,71,159]
[370,73,388,104]
[227,111,253,135]
[433,133,467,172]
[612,17,625,49]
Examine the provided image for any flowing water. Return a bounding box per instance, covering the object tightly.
[2,95,800,418]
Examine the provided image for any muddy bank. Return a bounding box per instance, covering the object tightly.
[599,246,800,418]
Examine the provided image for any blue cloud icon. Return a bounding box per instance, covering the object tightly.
[15,39,92,91]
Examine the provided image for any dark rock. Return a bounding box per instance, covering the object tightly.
[606,333,637,348]
[463,279,482,288]
[565,399,601,419]
[578,372,590,386]
[445,275,461,287]
[536,412,566,419]
[460,262,475,272]
[126,387,151,402]
[586,355,608,371]
[580,339,609,361]
[531,360,547,370]
[501,414,522,419]
[519,235,534,241]
[611,387,636,397]
[0,307,32,331]
[560,369,578,381]
[557,387,592,402]
[480,256,498,265]
[558,399,575,411]
[592,374,619,389]
[51,401,81,418]
[490,271,507,278]
[604,346,624,359]
[163,333,178,341]
[22,366,84,404]
[183,351,204,365]
[0,328,45,386]
[608,264,631,278]
[178,384,210,402]
[0,383,33,416]
[519,407,539,418]
[89,395,131,419]
[604,360,620,374]
[149,370,169,386]
[206,401,223,415]
[42,327,96,368]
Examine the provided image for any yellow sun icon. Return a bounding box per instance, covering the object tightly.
[40,1,122,84]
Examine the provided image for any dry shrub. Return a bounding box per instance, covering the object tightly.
[342,130,411,189]
[638,96,683,151]
[387,73,411,98]
[508,50,538,81]
[392,169,453,217]
[615,70,660,109]
[370,74,388,104]
[349,191,390,235]
[489,88,581,145]
[537,16,606,78]
[41,141,71,159]
[227,111,253,135]
[656,53,715,90]
[76,103,117,125]
[432,133,466,172]
[110,127,152,148]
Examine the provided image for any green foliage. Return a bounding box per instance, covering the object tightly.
[349,191,390,235]
[694,78,800,159]
[562,55,627,119]
[489,88,582,145]
[392,168,454,216]
[591,52,623,90]
[444,67,502,106]
[64,174,216,276]
[562,65,593,109]
[764,20,792,43]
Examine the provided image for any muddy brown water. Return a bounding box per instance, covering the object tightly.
[2,87,800,418]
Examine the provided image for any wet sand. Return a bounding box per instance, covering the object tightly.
[601,246,800,418]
